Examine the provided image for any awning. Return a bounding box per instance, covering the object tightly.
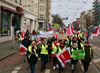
[1,6,23,16]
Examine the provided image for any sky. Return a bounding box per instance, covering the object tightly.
[51,0,94,26]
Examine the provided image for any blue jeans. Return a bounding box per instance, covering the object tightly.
[30,62,35,73]
[19,40,22,48]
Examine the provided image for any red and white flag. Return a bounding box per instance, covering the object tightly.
[20,44,27,54]
[21,30,25,39]
[66,28,72,35]
[91,26,100,40]
[66,24,74,35]
[70,24,74,34]
[56,47,71,68]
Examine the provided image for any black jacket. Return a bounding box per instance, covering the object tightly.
[22,39,32,48]
[84,45,93,62]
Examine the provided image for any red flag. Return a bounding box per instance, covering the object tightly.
[20,44,27,54]
[85,31,88,36]
[66,28,72,35]
[21,31,25,39]
[70,24,74,30]
[70,24,74,34]
[91,26,100,40]
[50,28,52,31]
[56,48,71,68]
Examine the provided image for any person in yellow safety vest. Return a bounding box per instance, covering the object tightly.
[77,37,84,50]
[67,36,73,47]
[78,32,83,38]
[40,39,48,71]
[51,40,59,70]
[18,32,23,47]
[58,41,66,73]
[82,41,93,73]
[27,41,38,73]
[70,43,79,73]
[56,40,60,47]
[74,33,78,38]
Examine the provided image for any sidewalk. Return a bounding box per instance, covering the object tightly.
[0,40,19,61]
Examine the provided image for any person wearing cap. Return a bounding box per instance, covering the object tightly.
[40,39,48,71]
[27,41,38,73]
[70,43,79,73]
[58,41,66,73]
[51,40,59,70]
[82,41,93,73]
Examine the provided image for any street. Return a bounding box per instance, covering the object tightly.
[0,38,100,73]
[0,0,100,73]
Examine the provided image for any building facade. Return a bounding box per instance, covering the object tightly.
[38,0,51,29]
[0,0,38,43]
[93,0,99,26]
[80,10,93,29]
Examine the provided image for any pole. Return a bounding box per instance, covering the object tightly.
[11,14,14,49]
[0,1,1,29]
[45,0,48,31]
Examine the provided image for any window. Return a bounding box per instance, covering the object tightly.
[40,6,44,11]
[15,0,17,3]
[0,11,11,36]
[20,0,22,5]
[40,0,44,3]
[40,14,44,19]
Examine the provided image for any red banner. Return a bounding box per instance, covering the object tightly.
[20,44,27,54]
[56,47,71,68]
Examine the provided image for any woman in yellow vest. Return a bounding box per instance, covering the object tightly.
[27,41,38,73]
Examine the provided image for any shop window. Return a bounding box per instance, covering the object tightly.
[0,11,11,36]
[40,14,44,19]
[13,15,21,35]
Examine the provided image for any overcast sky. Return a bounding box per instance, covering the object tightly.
[51,0,94,26]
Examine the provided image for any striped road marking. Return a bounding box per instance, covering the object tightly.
[12,66,21,73]
[93,58,100,63]
[45,69,51,73]
[79,60,84,72]
[90,43,100,51]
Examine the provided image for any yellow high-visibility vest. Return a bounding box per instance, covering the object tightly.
[51,44,58,54]
[40,44,48,55]
[28,45,38,59]
[18,34,22,41]
[58,46,66,52]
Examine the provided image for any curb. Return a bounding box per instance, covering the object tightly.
[0,52,17,61]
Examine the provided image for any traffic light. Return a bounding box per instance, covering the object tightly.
[66,17,68,20]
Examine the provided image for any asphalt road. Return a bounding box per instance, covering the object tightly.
[0,36,100,73]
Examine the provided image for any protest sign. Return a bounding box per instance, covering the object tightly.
[71,49,85,60]
[56,47,71,68]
